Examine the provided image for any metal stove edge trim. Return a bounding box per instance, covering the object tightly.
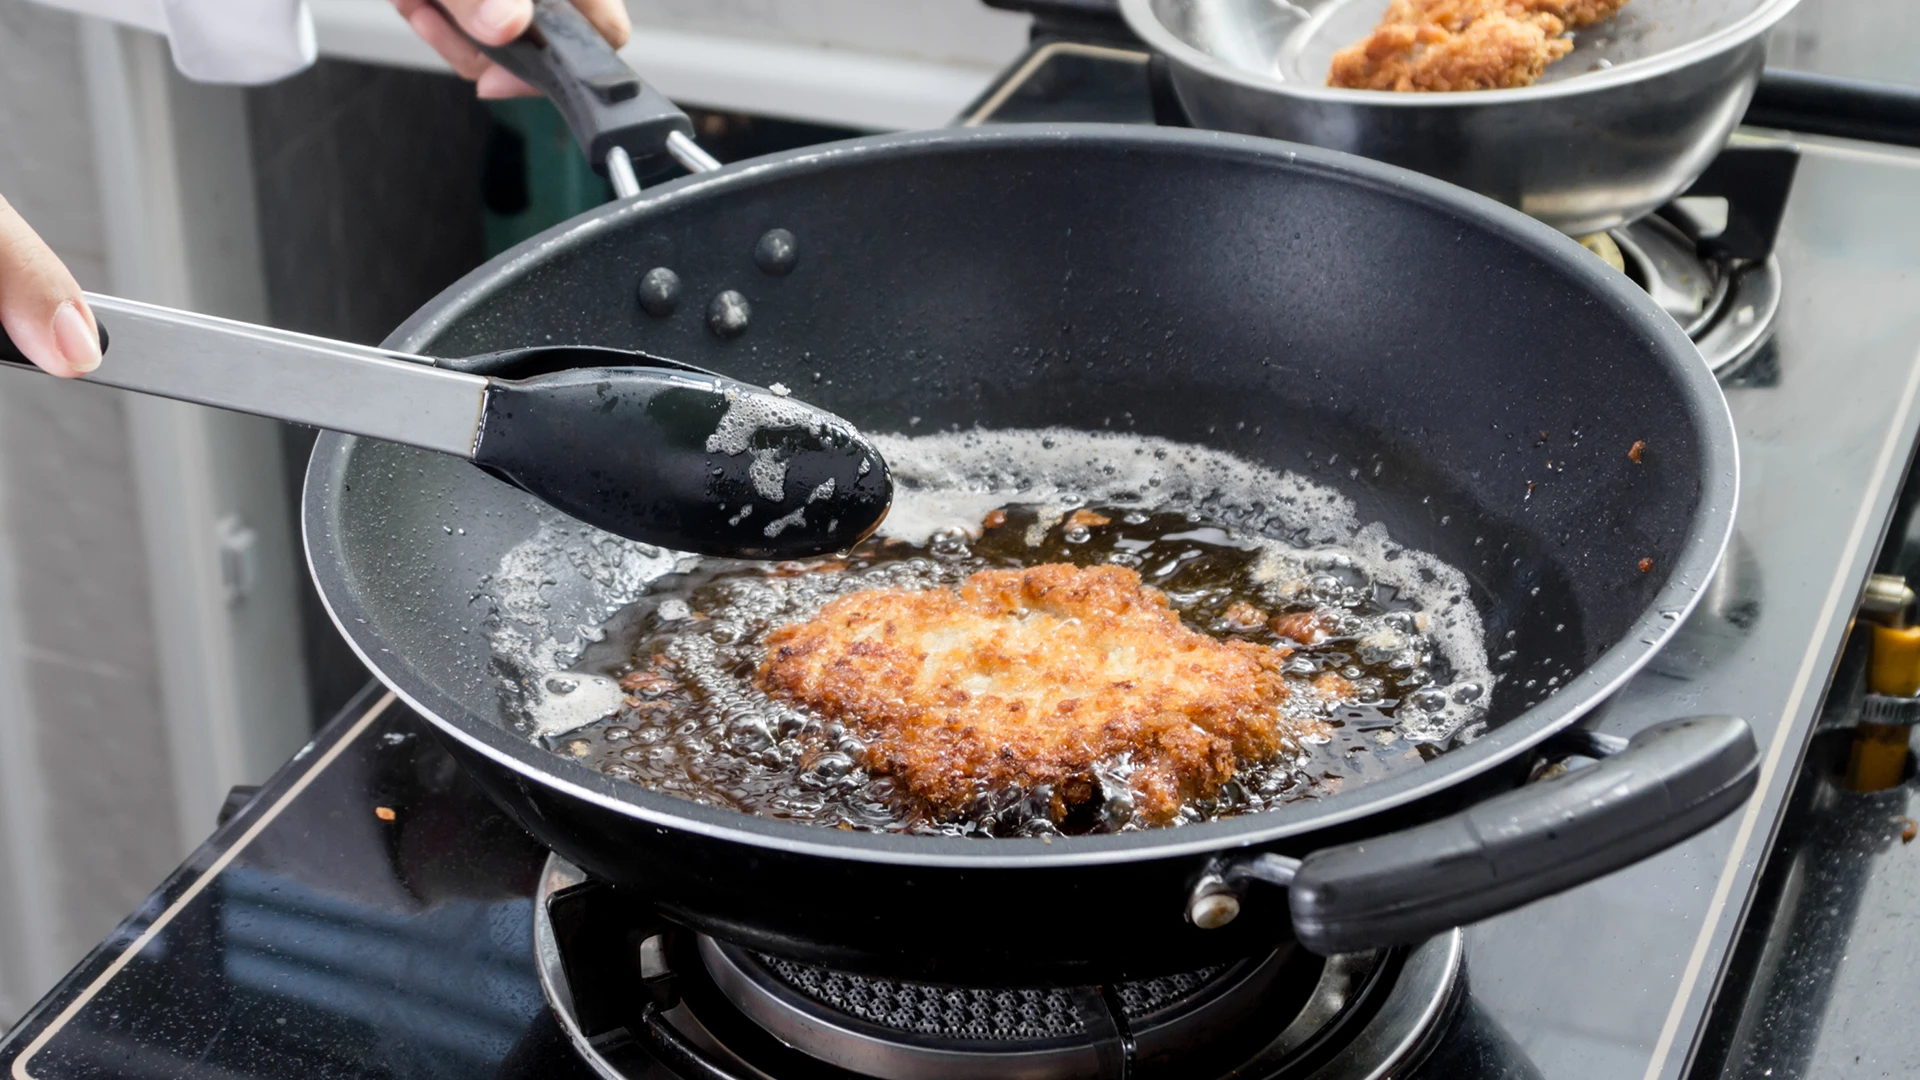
[1695,257,1781,375]
[3,691,400,1080]
[533,857,629,1080]
[1311,930,1462,1080]
[1643,339,1920,1080]
[960,41,1152,128]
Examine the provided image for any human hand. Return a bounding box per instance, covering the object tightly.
[391,0,632,99]
[0,194,100,378]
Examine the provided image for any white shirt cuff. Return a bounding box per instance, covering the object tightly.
[160,0,317,84]
[27,0,318,84]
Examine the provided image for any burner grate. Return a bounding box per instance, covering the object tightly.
[1114,967,1222,1017]
[755,953,1228,1041]
[760,957,1083,1040]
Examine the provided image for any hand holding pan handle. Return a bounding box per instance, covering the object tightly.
[435,0,719,194]
[1191,715,1759,956]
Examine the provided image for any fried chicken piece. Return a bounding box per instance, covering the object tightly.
[1328,0,1628,92]
[1330,0,1569,91]
[1221,601,1269,633]
[1271,610,1334,646]
[1534,0,1631,28]
[757,564,1325,824]
[619,669,675,696]
[1312,671,1356,703]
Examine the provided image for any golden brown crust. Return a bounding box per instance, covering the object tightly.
[1535,0,1630,28]
[1221,601,1270,633]
[1271,610,1334,646]
[1312,670,1356,703]
[1327,0,1627,92]
[756,564,1324,824]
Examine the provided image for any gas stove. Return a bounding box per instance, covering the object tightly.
[532,853,1474,1079]
[9,16,1920,1080]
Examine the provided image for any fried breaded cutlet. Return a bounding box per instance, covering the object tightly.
[1328,0,1630,92]
[756,563,1327,825]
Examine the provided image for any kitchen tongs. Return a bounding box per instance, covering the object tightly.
[0,294,892,559]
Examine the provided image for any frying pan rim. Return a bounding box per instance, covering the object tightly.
[304,122,1737,868]
[1118,0,1801,107]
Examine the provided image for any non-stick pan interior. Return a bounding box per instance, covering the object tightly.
[308,127,1725,831]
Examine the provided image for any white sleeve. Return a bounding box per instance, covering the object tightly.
[28,0,318,85]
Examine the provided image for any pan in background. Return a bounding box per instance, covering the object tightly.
[1121,0,1803,233]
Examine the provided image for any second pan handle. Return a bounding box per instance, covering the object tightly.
[1190,715,1760,956]
[1286,715,1759,954]
[1747,70,1920,151]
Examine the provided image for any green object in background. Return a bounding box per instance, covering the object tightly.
[480,98,612,257]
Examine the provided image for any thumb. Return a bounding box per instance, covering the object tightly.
[0,194,100,378]
[434,0,532,47]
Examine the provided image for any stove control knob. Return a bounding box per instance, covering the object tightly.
[1862,573,1915,624]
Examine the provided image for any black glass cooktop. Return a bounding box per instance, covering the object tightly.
[11,28,1920,1080]
[0,688,598,1080]
[0,685,1547,1080]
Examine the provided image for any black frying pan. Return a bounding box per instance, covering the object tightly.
[304,2,1751,983]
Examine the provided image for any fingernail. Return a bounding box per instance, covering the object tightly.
[51,301,100,375]
[475,0,524,35]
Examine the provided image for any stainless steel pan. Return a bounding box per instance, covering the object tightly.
[1121,0,1802,233]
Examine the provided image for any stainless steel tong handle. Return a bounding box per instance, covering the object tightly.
[0,294,488,457]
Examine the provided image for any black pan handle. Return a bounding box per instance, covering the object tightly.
[1207,715,1758,956]
[0,318,110,369]
[1747,69,1920,150]
[438,0,694,176]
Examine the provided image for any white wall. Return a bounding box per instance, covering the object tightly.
[1772,1,1920,85]
[82,19,316,849]
[0,0,177,1025]
[0,6,313,1026]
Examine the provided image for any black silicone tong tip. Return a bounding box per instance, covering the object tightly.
[468,363,892,560]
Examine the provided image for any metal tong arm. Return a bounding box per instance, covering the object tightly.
[0,294,488,457]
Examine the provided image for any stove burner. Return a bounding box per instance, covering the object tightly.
[1605,213,1782,376]
[532,855,1464,1080]
[748,953,1103,1040]
[732,944,1227,1040]
[701,936,1289,1078]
